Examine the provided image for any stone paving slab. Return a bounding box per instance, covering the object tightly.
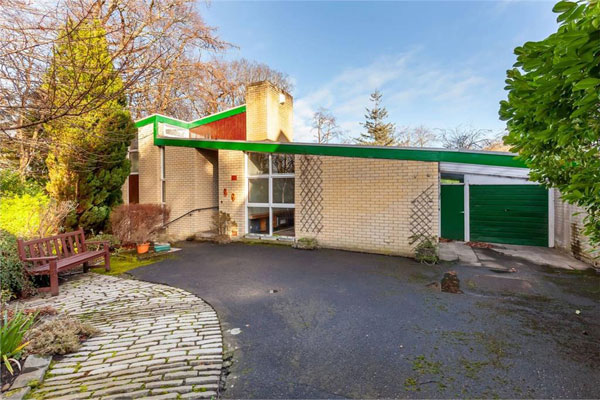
[17,274,223,399]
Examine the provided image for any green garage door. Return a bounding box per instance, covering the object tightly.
[470,185,548,247]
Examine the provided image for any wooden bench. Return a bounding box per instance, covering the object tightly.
[17,228,110,296]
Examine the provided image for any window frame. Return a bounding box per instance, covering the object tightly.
[246,152,295,237]
[128,136,139,175]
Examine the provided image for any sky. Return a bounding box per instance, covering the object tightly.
[200,1,559,143]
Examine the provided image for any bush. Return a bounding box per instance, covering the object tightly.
[87,233,120,250]
[293,237,319,250]
[0,193,74,239]
[211,211,237,243]
[412,235,439,265]
[110,204,170,245]
[0,193,49,238]
[0,230,35,299]
[25,316,99,356]
[1,310,37,374]
[0,170,44,198]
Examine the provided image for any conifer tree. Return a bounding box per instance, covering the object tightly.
[355,90,398,146]
[44,18,136,232]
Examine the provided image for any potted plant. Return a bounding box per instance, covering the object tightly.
[110,204,170,254]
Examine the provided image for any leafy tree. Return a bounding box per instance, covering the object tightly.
[43,18,136,232]
[499,0,600,247]
[355,90,398,146]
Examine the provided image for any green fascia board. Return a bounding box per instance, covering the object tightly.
[135,108,526,168]
[153,137,528,168]
[134,105,247,130]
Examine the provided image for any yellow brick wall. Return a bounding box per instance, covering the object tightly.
[218,150,246,238]
[126,123,218,240]
[246,81,293,142]
[295,155,439,256]
[138,124,161,204]
[163,148,218,239]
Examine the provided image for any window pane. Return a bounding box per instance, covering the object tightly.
[248,207,269,234]
[248,153,269,175]
[249,178,269,203]
[272,154,294,174]
[273,208,295,237]
[160,123,189,138]
[272,178,294,204]
[130,152,139,173]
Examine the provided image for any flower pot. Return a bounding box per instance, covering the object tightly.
[137,242,150,254]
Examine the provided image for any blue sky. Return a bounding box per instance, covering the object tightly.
[200,1,559,143]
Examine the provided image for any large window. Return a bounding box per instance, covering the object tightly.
[247,153,295,237]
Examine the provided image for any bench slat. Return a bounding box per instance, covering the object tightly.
[27,250,105,274]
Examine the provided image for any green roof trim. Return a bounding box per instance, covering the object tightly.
[153,137,527,168]
[134,105,247,129]
[135,108,525,168]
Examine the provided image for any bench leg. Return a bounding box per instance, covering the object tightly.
[104,250,110,272]
[49,261,59,296]
[83,262,89,273]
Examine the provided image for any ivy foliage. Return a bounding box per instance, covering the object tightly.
[500,0,600,247]
[43,18,136,233]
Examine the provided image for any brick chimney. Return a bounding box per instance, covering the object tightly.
[246,81,293,142]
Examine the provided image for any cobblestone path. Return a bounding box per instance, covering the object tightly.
[20,274,222,399]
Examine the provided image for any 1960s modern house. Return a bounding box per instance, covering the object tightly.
[123,81,592,260]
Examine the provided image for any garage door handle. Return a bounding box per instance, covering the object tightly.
[505,208,510,212]
[459,211,464,214]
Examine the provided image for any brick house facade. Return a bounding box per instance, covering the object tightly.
[125,80,589,260]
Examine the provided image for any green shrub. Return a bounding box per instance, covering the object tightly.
[412,235,439,265]
[1,310,37,374]
[0,170,44,198]
[0,193,74,239]
[0,230,34,299]
[0,193,49,238]
[87,233,120,250]
[25,316,99,356]
[294,237,319,250]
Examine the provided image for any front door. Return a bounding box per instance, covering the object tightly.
[441,184,464,241]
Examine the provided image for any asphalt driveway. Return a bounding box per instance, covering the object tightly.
[131,242,600,399]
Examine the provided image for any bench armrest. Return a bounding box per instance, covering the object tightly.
[22,256,58,262]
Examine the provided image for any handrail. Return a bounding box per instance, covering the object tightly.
[159,206,218,230]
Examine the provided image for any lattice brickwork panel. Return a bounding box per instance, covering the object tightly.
[409,184,435,247]
[298,155,324,234]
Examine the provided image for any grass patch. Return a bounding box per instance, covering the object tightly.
[91,252,173,276]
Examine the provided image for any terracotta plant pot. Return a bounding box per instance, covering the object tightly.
[137,242,150,254]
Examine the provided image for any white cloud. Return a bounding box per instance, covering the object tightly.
[292,50,496,143]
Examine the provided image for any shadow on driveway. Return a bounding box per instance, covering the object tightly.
[131,242,600,399]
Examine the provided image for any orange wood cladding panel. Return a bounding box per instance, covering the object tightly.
[190,112,246,140]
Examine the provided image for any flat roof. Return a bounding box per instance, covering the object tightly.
[136,112,526,169]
